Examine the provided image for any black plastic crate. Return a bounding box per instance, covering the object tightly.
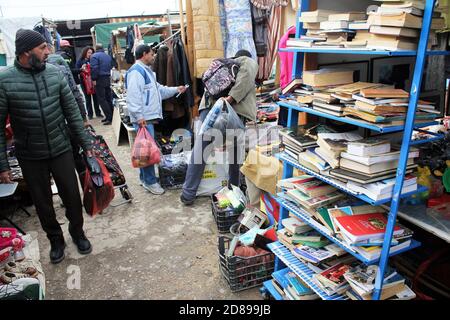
[211,195,242,233]
[218,236,275,292]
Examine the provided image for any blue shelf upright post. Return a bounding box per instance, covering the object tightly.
[372,0,437,300]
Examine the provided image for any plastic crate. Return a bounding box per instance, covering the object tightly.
[218,236,275,292]
[211,195,242,233]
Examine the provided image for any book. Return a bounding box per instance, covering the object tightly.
[367,12,422,29]
[282,217,312,234]
[271,279,286,298]
[303,69,354,87]
[334,212,404,243]
[279,126,318,149]
[315,262,353,290]
[320,20,349,30]
[292,245,336,264]
[354,100,407,113]
[347,180,417,201]
[294,178,337,198]
[367,37,418,51]
[352,93,408,105]
[278,228,323,243]
[300,10,338,23]
[346,138,391,157]
[324,243,347,257]
[340,148,419,166]
[392,285,417,300]
[316,207,335,232]
[329,166,416,184]
[379,0,426,11]
[287,189,345,210]
[312,106,344,117]
[282,78,303,95]
[349,20,371,30]
[317,131,363,154]
[305,148,330,170]
[298,151,330,172]
[285,272,314,296]
[360,88,409,98]
[303,22,321,29]
[312,101,345,112]
[277,175,316,190]
[340,157,415,175]
[328,12,367,22]
[351,239,412,261]
[344,107,391,123]
[314,147,340,169]
[369,25,420,38]
[332,82,382,94]
[328,206,353,233]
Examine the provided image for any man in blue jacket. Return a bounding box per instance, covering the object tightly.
[90,43,114,125]
[126,44,186,195]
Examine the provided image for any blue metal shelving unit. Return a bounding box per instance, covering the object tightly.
[270,0,449,301]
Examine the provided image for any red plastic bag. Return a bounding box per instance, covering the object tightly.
[131,127,161,168]
[81,64,95,95]
[5,116,13,141]
[83,158,115,216]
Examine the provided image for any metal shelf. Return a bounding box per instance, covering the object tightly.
[263,280,284,301]
[277,196,422,265]
[268,242,348,300]
[276,152,428,206]
[279,47,450,56]
[278,101,439,133]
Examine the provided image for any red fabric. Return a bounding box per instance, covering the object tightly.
[131,127,161,168]
[81,64,95,95]
[5,116,13,141]
[278,26,296,89]
[263,227,278,242]
[0,228,18,250]
[83,158,115,216]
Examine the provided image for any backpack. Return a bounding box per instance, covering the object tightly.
[202,58,240,99]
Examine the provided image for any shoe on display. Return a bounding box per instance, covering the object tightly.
[49,240,66,264]
[180,194,195,206]
[72,234,92,255]
[4,261,38,277]
[0,271,30,284]
[142,183,165,195]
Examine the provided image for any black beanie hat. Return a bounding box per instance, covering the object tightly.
[15,29,47,56]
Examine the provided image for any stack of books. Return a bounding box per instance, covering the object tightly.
[344,264,415,300]
[270,268,319,300]
[330,137,419,184]
[312,261,360,295]
[333,212,414,260]
[364,0,446,51]
[279,126,318,159]
[345,88,437,125]
[315,131,363,169]
[316,12,368,47]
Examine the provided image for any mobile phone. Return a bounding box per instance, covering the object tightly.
[176,84,190,98]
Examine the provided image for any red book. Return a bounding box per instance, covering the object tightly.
[334,213,404,243]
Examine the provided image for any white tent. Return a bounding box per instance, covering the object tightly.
[0,17,42,66]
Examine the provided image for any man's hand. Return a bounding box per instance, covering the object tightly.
[137,119,147,128]
[83,120,91,128]
[223,96,236,105]
[177,85,187,94]
[0,170,12,184]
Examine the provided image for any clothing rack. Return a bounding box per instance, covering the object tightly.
[153,30,182,50]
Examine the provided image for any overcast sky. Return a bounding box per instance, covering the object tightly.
[0,0,179,20]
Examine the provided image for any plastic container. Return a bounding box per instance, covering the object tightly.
[211,195,242,233]
[218,236,275,292]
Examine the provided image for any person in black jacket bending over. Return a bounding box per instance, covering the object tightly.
[0,29,95,264]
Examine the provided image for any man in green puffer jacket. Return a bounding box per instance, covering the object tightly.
[0,29,94,264]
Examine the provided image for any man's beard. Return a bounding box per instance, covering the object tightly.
[28,53,46,71]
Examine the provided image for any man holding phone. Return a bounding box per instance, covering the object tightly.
[126,44,186,195]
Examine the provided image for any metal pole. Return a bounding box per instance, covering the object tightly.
[372,0,436,301]
[178,0,186,45]
[167,9,173,37]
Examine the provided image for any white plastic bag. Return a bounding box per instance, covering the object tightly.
[196,150,229,197]
[199,99,244,136]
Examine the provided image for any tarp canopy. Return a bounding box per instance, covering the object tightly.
[93,20,159,48]
[0,17,42,66]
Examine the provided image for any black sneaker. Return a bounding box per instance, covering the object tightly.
[49,240,66,264]
[72,234,92,255]
[180,194,195,206]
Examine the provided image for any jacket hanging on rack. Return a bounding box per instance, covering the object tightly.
[250,3,270,57]
[125,25,135,64]
[173,36,194,108]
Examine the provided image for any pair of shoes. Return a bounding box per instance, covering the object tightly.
[180,194,195,206]
[4,261,38,278]
[72,233,92,255]
[96,114,103,118]
[50,240,66,264]
[142,182,165,195]
[103,121,112,125]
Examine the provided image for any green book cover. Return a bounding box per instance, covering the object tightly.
[317,207,335,232]
[294,239,330,248]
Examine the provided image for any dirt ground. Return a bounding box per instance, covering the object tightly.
[15,117,262,300]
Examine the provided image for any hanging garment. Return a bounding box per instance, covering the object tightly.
[250,3,270,57]
[154,45,173,112]
[132,23,143,54]
[257,4,282,81]
[33,25,53,46]
[173,36,195,108]
[222,0,257,59]
[125,25,135,64]
[219,0,228,51]
[278,25,296,89]
[192,0,225,77]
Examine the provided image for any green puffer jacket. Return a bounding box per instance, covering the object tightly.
[0,59,92,172]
